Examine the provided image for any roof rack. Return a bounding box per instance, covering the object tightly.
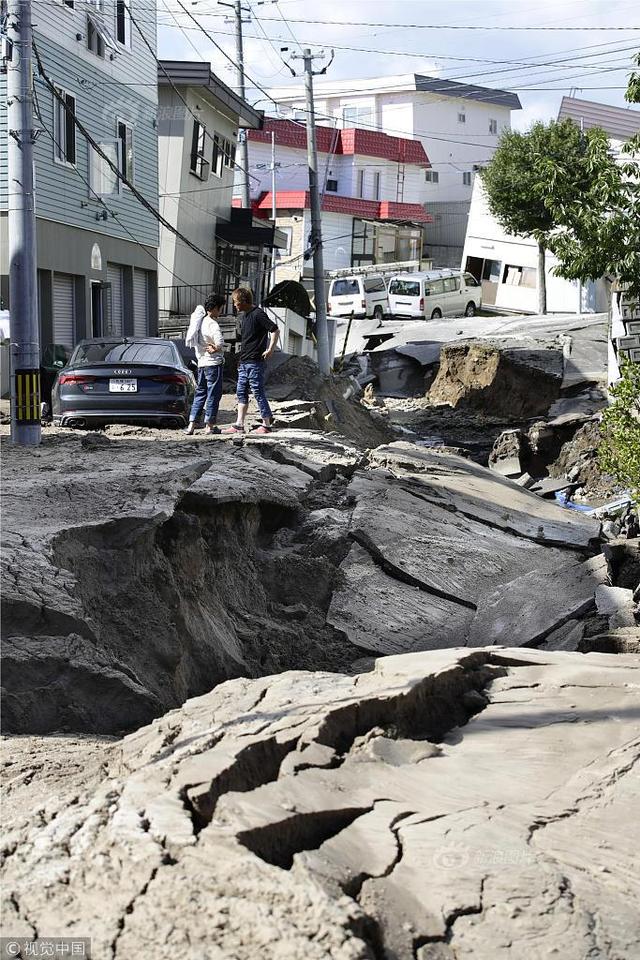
[327,258,432,279]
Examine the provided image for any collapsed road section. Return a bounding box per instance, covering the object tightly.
[1,424,635,735]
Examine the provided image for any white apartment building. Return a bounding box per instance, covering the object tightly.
[270,74,521,265]
[239,119,431,282]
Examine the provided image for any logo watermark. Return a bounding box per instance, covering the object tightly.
[1,939,91,958]
[432,843,535,870]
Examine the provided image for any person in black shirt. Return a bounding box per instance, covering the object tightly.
[223,287,279,434]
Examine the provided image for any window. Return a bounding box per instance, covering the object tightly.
[443,276,459,293]
[229,143,236,170]
[87,13,116,57]
[326,178,338,192]
[117,120,133,184]
[87,0,104,10]
[502,264,537,288]
[89,141,119,196]
[212,134,223,178]
[363,276,386,293]
[464,272,480,287]
[425,170,439,183]
[426,279,445,296]
[489,118,498,135]
[482,259,501,282]
[53,87,76,165]
[462,171,472,186]
[275,226,293,259]
[115,0,131,47]
[190,120,209,180]
[373,171,381,200]
[389,279,420,297]
[332,279,360,296]
[457,112,466,123]
[87,15,105,56]
[222,138,233,167]
[356,169,365,198]
[62,0,74,9]
[342,104,372,128]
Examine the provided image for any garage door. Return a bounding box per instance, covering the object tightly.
[107,264,124,336]
[52,273,75,349]
[132,269,148,337]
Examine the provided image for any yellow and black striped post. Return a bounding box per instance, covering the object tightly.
[14,368,41,423]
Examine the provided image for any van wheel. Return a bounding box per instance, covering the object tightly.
[431,308,442,319]
[465,301,477,317]
[373,305,384,320]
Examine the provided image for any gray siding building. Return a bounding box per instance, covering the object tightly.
[1,0,159,353]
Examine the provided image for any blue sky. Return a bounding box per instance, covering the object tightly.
[157,0,640,128]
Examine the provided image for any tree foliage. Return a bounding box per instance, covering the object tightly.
[546,52,640,303]
[598,359,640,496]
[480,119,601,245]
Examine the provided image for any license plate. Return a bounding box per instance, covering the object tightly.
[109,378,137,393]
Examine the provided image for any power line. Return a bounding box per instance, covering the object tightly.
[167,14,640,30]
[32,39,247,276]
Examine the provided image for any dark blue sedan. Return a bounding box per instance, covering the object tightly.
[51,338,196,429]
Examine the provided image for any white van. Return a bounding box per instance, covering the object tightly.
[327,275,389,320]
[387,270,482,320]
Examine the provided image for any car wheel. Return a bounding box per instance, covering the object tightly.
[431,308,442,320]
[373,306,384,320]
[465,301,476,317]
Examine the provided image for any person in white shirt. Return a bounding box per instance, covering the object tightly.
[185,294,225,435]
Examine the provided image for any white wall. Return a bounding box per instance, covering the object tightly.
[158,86,238,294]
[462,179,608,314]
[35,0,157,105]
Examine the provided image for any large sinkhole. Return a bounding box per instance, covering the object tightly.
[2,494,364,735]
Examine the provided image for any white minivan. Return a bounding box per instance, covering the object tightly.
[387,270,482,320]
[327,275,389,320]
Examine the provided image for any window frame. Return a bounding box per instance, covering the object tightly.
[115,0,132,49]
[489,118,498,135]
[53,85,77,168]
[356,168,365,198]
[372,170,381,201]
[89,140,120,197]
[212,133,223,179]
[116,118,134,187]
[425,169,439,184]
[457,111,466,124]
[462,171,472,186]
[190,119,209,180]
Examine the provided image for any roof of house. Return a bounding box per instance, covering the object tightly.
[414,75,521,110]
[158,61,263,128]
[557,96,640,140]
[247,190,432,223]
[248,119,430,166]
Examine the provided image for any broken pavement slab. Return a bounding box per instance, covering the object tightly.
[3,647,638,959]
[370,442,601,549]
[466,554,608,648]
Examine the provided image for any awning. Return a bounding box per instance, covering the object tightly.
[216,208,284,249]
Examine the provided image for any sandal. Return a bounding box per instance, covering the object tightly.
[184,422,196,435]
[221,423,245,434]
[251,425,272,435]
[203,425,220,435]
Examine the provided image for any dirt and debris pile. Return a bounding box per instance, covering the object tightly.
[3,647,639,959]
[428,341,564,418]
[266,355,392,448]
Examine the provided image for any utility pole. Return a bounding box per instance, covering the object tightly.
[220,0,250,208]
[270,131,277,290]
[6,0,41,445]
[289,47,334,375]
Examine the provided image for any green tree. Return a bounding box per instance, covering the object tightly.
[545,52,640,309]
[480,119,606,314]
[598,359,640,496]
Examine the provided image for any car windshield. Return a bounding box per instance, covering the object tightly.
[70,341,178,367]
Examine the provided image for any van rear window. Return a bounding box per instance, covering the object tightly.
[389,279,420,296]
[332,279,360,296]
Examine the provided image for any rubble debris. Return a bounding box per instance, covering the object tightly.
[579,626,640,654]
[2,648,639,959]
[537,619,585,651]
[603,537,640,590]
[488,428,524,477]
[264,355,392,448]
[428,341,564,418]
[595,585,638,629]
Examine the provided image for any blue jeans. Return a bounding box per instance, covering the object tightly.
[236,361,272,421]
[189,364,223,423]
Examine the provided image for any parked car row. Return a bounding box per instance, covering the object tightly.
[327,269,482,321]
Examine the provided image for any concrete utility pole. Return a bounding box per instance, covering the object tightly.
[6,0,41,445]
[289,48,333,375]
[220,0,250,208]
[270,131,277,290]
